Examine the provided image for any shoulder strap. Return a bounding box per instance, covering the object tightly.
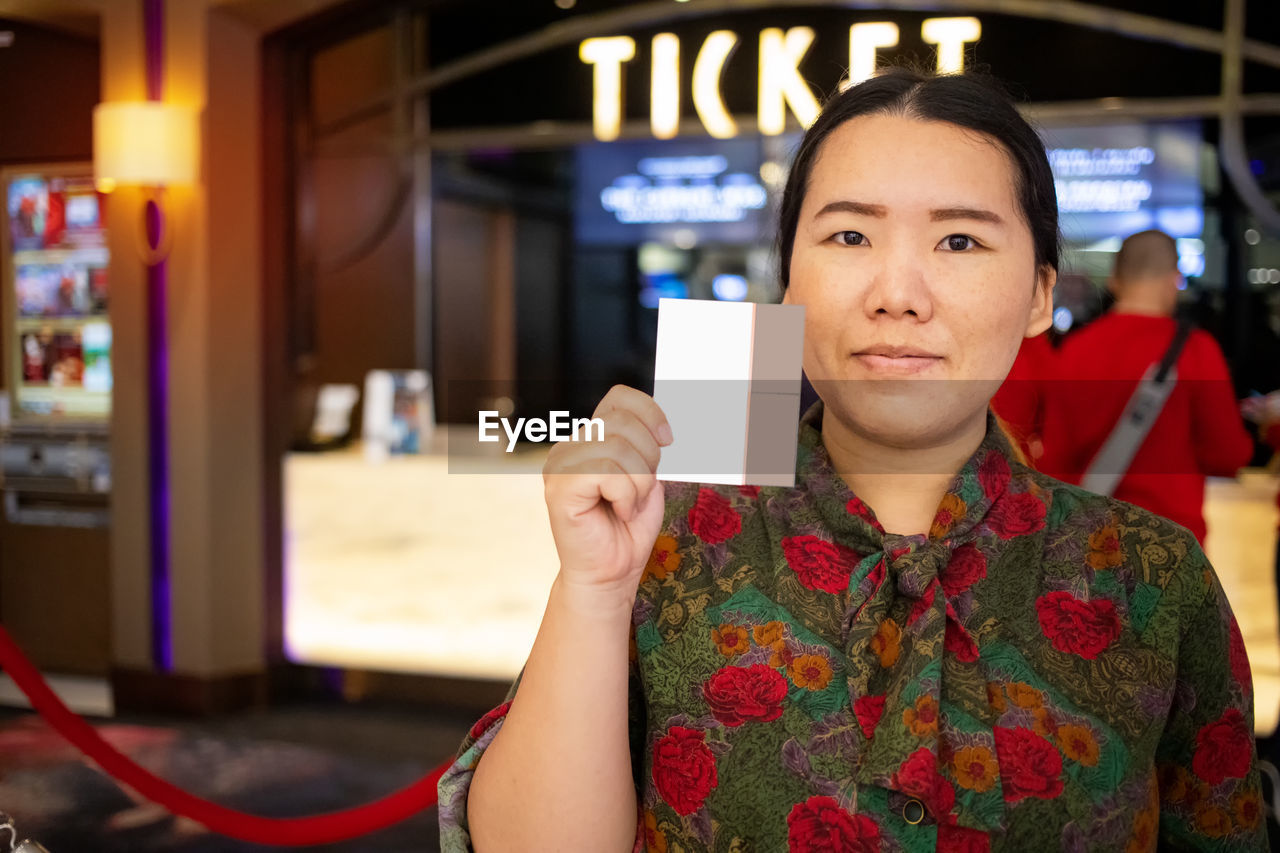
[1079,316,1193,496]
[1154,315,1193,383]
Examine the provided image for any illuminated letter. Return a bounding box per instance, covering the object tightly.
[758,27,820,135]
[580,36,636,141]
[845,22,898,89]
[650,33,680,140]
[921,17,981,74]
[692,30,739,139]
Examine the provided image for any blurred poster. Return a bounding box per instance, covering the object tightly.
[7,174,106,251]
[3,166,111,420]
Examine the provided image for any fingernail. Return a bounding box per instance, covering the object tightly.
[658,423,673,445]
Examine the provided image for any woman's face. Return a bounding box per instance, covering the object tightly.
[784,113,1054,449]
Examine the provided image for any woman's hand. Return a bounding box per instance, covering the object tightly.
[543,385,672,606]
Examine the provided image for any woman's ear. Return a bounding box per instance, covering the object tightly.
[1025,265,1056,337]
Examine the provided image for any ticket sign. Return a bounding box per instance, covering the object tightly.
[581,18,982,141]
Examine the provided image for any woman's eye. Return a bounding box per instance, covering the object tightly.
[834,230,867,246]
[941,234,977,251]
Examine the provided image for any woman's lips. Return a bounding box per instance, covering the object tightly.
[851,350,944,375]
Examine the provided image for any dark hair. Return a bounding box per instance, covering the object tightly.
[777,68,1060,288]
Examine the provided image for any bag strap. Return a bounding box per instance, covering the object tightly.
[1079,316,1193,496]
[1154,315,1194,383]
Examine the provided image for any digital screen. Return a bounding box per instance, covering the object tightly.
[1043,121,1203,242]
[575,138,771,245]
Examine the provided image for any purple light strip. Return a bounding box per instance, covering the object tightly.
[143,0,173,673]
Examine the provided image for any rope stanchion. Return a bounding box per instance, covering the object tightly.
[0,626,453,846]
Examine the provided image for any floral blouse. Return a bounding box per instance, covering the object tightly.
[439,406,1268,852]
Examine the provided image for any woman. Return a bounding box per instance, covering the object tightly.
[439,69,1267,852]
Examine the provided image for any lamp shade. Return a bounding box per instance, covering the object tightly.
[93,101,199,189]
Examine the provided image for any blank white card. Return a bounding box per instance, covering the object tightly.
[653,298,805,487]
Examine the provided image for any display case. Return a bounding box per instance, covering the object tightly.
[0,164,110,526]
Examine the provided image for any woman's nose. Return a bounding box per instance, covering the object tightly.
[863,249,933,322]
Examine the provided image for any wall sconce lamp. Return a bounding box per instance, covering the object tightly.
[92,101,199,193]
[92,101,198,263]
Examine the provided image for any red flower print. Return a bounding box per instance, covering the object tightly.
[782,535,859,594]
[944,618,980,662]
[941,544,987,598]
[688,488,742,544]
[652,726,718,816]
[907,580,938,627]
[787,796,881,853]
[987,491,1046,539]
[854,695,886,739]
[845,496,881,530]
[702,664,789,727]
[1035,591,1121,659]
[468,701,511,739]
[867,558,886,592]
[1192,708,1252,785]
[938,823,991,853]
[738,484,761,499]
[994,726,1063,803]
[1227,617,1253,698]
[977,451,1011,503]
[891,747,955,817]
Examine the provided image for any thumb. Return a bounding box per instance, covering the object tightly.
[630,481,666,548]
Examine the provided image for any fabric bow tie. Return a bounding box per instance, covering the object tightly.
[792,405,1018,834]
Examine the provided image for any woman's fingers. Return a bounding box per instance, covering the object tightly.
[546,434,657,522]
[594,409,663,471]
[595,385,673,448]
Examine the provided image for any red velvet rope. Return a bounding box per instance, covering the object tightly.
[0,626,452,846]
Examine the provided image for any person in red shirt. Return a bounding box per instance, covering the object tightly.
[991,332,1055,465]
[1039,230,1253,545]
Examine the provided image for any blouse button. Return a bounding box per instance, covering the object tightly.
[902,798,926,825]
